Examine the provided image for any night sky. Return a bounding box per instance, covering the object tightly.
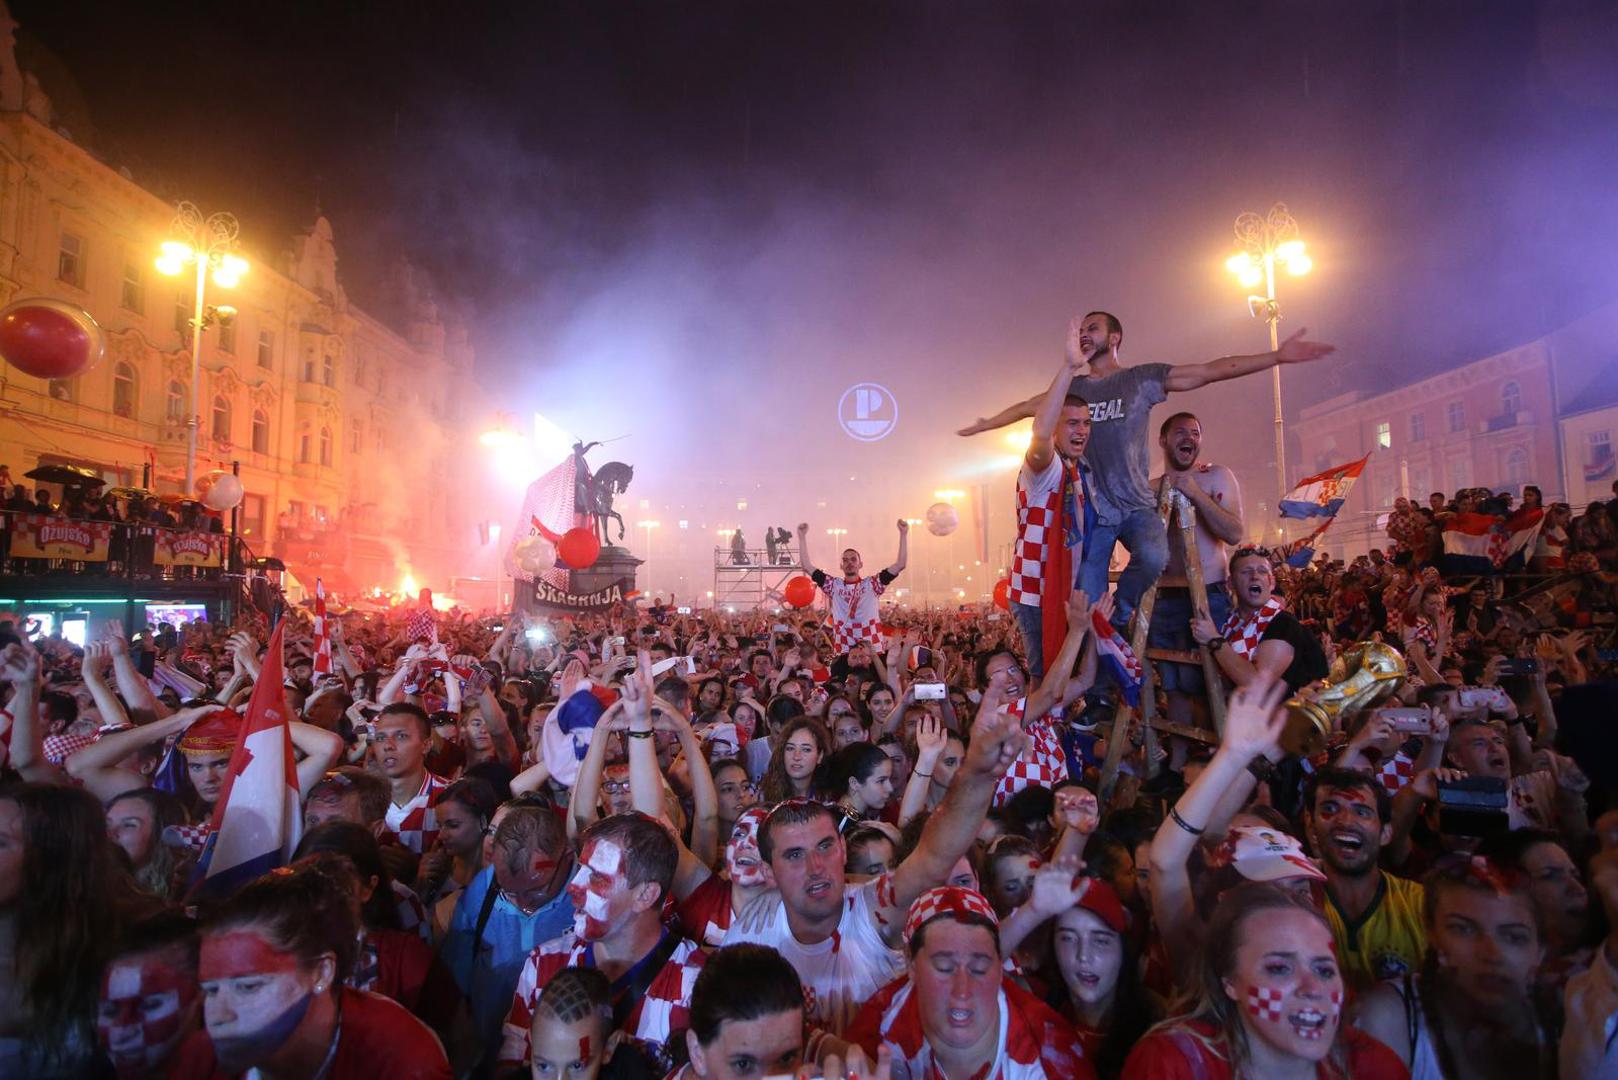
[14,0,1618,591]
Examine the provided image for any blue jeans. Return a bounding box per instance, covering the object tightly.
[1079,506,1170,626]
[1011,601,1046,678]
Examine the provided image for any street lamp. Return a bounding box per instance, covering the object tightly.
[637,520,660,595]
[1226,203,1310,503]
[826,527,848,547]
[156,201,249,495]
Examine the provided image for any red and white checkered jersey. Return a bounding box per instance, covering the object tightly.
[844,973,1091,1080]
[499,931,706,1070]
[722,874,904,1034]
[384,771,451,854]
[1008,456,1067,608]
[675,872,734,947]
[819,574,889,653]
[391,879,432,942]
[993,697,1069,808]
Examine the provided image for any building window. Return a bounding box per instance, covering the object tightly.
[298,426,311,464]
[165,380,185,422]
[121,262,144,313]
[1587,430,1615,485]
[1447,401,1465,434]
[240,493,266,538]
[1375,421,1392,449]
[301,351,316,383]
[353,352,366,386]
[112,362,137,418]
[288,499,305,520]
[351,420,364,453]
[48,378,74,402]
[251,409,269,454]
[257,330,274,369]
[211,396,231,441]
[322,354,336,387]
[319,426,332,466]
[218,319,236,354]
[1501,380,1521,416]
[1504,447,1530,489]
[314,505,329,526]
[57,232,85,287]
[1409,413,1425,442]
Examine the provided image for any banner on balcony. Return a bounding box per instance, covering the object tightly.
[7,515,112,560]
[154,531,225,568]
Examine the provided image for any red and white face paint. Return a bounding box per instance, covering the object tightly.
[569,838,626,941]
[198,930,319,1073]
[1225,908,1344,1062]
[725,807,772,889]
[97,952,200,1078]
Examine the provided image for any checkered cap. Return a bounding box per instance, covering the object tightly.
[904,885,999,945]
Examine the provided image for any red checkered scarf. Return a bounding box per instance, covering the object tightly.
[405,605,437,645]
[1406,616,1438,655]
[903,885,998,945]
[312,577,333,675]
[1221,597,1285,662]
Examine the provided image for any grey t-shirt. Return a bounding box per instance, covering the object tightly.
[1068,362,1171,515]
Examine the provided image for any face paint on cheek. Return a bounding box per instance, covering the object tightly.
[199,932,315,1071]
[99,959,198,1072]
[1245,985,1286,1023]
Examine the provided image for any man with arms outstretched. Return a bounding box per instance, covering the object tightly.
[797,520,908,655]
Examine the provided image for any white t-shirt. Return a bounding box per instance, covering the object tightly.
[721,876,904,1034]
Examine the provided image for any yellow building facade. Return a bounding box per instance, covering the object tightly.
[0,24,477,594]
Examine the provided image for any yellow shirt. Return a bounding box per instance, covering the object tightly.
[1325,870,1428,990]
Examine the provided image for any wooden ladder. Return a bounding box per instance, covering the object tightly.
[1097,484,1227,805]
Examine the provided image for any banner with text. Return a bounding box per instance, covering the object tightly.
[7,515,111,560]
[154,531,225,568]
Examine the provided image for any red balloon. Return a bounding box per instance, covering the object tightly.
[558,527,601,569]
[783,575,817,609]
[0,298,103,380]
[993,578,1011,611]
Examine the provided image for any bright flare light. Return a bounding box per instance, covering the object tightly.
[1224,252,1253,274]
[1003,428,1032,452]
[399,571,419,596]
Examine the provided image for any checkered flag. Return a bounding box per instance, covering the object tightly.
[312,578,333,675]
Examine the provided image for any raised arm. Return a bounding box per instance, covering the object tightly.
[956,392,1042,437]
[884,519,909,578]
[0,643,61,783]
[65,704,217,801]
[658,704,720,868]
[796,522,819,580]
[107,625,166,722]
[1026,590,1098,721]
[1162,329,1335,392]
[881,670,1026,939]
[289,720,345,796]
[1025,354,1086,475]
[80,643,131,730]
[897,714,947,828]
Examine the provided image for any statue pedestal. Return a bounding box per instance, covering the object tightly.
[519,546,643,613]
[570,546,642,595]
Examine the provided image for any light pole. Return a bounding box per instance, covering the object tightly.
[637,520,660,596]
[156,202,249,495]
[904,518,927,604]
[1226,203,1311,503]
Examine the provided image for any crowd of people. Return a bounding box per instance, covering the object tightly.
[1,311,1617,1079]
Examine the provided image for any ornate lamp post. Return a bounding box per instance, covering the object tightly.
[155,202,248,495]
[1226,203,1312,502]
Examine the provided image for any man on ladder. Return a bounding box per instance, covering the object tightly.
[1146,412,1245,768]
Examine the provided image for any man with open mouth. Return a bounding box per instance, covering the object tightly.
[1192,545,1327,696]
[1303,766,1428,990]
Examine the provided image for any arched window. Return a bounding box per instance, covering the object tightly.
[251,409,269,454]
[319,426,332,466]
[165,380,185,422]
[298,425,311,464]
[1501,380,1522,416]
[211,396,231,441]
[112,362,137,418]
[1505,447,1530,489]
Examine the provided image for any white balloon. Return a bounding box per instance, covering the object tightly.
[925,501,959,537]
[201,473,244,511]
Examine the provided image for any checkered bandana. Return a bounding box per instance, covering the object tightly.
[1221,597,1285,662]
[903,885,998,946]
[313,577,333,675]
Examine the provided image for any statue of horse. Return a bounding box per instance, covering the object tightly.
[587,461,634,543]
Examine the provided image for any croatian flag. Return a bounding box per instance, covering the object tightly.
[189,621,301,900]
[1091,609,1143,707]
[312,577,332,675]
[1442,507,1544,575]
[1280,520,1334,569]
[1278,454,1371,520]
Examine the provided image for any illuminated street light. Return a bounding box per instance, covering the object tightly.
[933,489,965,503]
[155,201,248,494]
[1229,202,1311,502]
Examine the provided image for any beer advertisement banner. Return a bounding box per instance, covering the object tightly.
[8,515,111,560]
[154,531,225,568]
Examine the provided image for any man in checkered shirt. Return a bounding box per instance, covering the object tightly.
[500,813,705,1073]
[796,519,908,656]
[374,702,451,854]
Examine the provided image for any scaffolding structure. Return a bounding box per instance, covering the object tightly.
[712,546,806,610]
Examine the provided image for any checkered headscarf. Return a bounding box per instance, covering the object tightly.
[903,886,998,946]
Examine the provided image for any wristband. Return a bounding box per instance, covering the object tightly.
[1169,805,1205,836]
[1208,636,1226,653]
[1245,755,1275,782]
[913,770,933,779]
[625,730,654,740]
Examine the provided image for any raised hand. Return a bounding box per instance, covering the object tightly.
[558,659,587,702]
[896,518,910,535]
[1093,590,1117,626]
[1274,328,1335,365]
[966,669,1028,777]
[1028,855,1091,918]
[1220,674,1288,757]
[1065,589,1092,630]
[0,642,41,685]
[914,714,947,766]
